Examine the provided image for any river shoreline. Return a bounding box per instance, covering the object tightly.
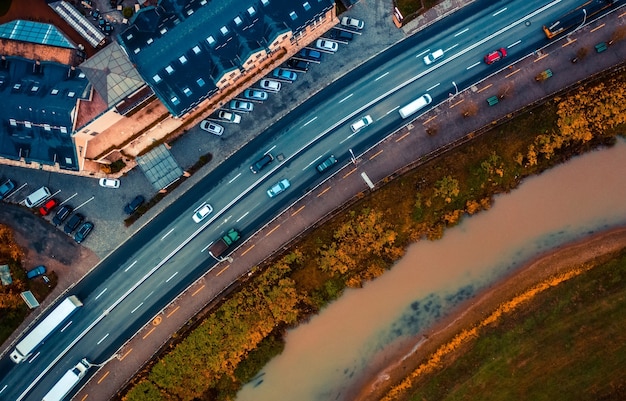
[350,225,626,401]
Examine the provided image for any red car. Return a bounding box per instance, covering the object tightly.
[39,198,58,216]
[484,48,507,65]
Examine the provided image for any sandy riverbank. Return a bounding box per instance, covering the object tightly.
[349,225,626,401]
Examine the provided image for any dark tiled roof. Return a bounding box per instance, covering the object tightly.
[0,56,91,170]
[118,0,334,117]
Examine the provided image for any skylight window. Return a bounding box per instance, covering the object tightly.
[165,65,174,74]
[160,27,168,35]
[197,78,205,87]
[179,55,188,64]
[153,74,162,83]
[303,2,311,10]
[67,91,75,97]
[289,11,297,20]
[234,16,242,25]
[193,45,201,54]
[220,26,229,35]
[147,38,154,45]
[247,6,256,15]
[171,96,180,105]
[183,87,192,96]
[206,35,216,46]
[261,0,269,5]
[51,88,59,95]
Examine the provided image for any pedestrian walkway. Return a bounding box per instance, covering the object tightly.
[78,5,626,401]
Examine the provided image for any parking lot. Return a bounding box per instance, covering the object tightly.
[0,1,405,259]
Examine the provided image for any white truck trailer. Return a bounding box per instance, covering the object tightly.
[10,295,83,363]
[42,358,91,401]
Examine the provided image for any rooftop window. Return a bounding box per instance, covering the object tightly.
[220,26,229,35]
[196,77,205,87]
[171,96,180,105]
[247,6,256,15]
[165,65,174,74]
[234,16,242,25]
[261,0,269,5]
[67,91,75,97]
[183,87,192,96]
[179,55,188,64]
[153,74,162,83]
[51,88,59,95]
[192,45,201,54]
[147,38,154,45]
[289,11,298,20]
[206,35,216,46]
[303,2,311,10]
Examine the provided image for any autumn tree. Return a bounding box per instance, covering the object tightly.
[433,175,460,203]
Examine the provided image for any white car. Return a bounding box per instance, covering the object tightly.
[267,179,291,198]
[350,115,373,133]
[316,39,338,52]
[259,79,281,92]
[199,120,224,136]
[99,178,120,188]
[423,49,444,65]
[341,17,364,30]
[217,110,241,124]
[192,203,213,223]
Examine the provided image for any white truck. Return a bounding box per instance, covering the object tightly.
[10,295,83,363]
[42,358,91,401]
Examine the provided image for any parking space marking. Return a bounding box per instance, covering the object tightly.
[466,61,481,70]
[620,10,626,18]
[369,150,383,160]
[561,39,577,47]
[454,27,469,37]
[95,288,107,300]
[423,115,437,125]
[97,371,110,384]
[96,333,109,345]
[291,205,305,216]
[507,39,521,48]
[343,168,358,179]
[374,72,389,81]
[216,265,230,276]
[317,187,331,197]
[477,84,492,93]
[505,68,521,78]
[161,228,175,240]
[60,192,78,206]
[0,384,7,394]
[534,53,549,61]
[131,302,144,314]
[119,348,133,361]
[167,305,180,318]
[124,260,137,272]
[229,173,242,184]
[427,82,440,92]
[590,23,605,33]
[236,211,249,223]
[303,116,318,127]
[165,272,178,283]
[142,327,156,339]
[74,196,95,211]
[241,244,255,256]
[51,189,61,198]
[5,183,27,200]
[339,93,354,103]
[304,154,324,170]
[192,285,205,296]
[266,224,281,237]
[395,132,410,142]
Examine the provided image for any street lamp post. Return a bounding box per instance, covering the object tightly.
[349,149,357,165]
[574,9,587,33]
[452,81,459,96]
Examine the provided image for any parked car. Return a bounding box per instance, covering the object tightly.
[101,23,113,35]
[267,179,291,198]
[217,110,242,123]
[259,79,281,92]
[124,195,145,215]
[39,198,58,216]
[90,8,100,20]
[64,213,84,234]
[350,115,373,133]
[229,99,254,112]
[199,120,224,136]
[0,179,15,200]
[52,205,73,226]
[341,16,364,30]
[26,265,46,279]
[423,49,444,65]
[316,39,339,52]
[298,48,322,62]
[192,203,213,223]
[73,222,94,244]
[99,178,120,188]
[286,59,310,72]
[316,155,338,173]
[250,153,274,173]
[328,29,354,42]
[484,48,507,64]
[272,68,297,81]
[243,89,269,101]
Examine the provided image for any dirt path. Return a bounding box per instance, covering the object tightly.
[350,225,626,401]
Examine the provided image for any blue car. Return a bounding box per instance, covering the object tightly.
[26,265,46,279]
[272,68,297,82]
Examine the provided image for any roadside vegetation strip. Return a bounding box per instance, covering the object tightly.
[120,70,626,401]
[384,247,626,401]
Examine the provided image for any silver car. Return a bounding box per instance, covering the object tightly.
[200,120,224,136]
[267,179,291,198]
[243,89,269,101]
[229,100,254,112]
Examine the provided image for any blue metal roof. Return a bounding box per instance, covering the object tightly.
[0,56,91,170]
[118,0,334,117]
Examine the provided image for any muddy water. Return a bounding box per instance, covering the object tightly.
[237,140,626,401]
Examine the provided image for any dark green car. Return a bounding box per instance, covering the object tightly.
[316,155,338,173]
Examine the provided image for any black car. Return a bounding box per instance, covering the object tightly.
[52,205,73,226]
[328,29,354,42]
[286,59,310,72]
[74,222,94,244]
[0,179,15,200]
[64,213,84,234]
[124,195,145,215]
[250,154,274,174]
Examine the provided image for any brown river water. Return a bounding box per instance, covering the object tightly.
[237,139,626,401]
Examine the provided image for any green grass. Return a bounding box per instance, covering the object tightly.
[405,250,626,401]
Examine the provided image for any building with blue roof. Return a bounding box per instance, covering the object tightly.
[118,0,335,117]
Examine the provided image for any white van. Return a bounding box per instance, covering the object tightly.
[24,186,51,208]
[398,94,432,119]
[423,49,444,65]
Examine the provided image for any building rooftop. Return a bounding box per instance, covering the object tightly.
[0,56,91,170]
[0,20,76,49]
[118,0,334,117]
